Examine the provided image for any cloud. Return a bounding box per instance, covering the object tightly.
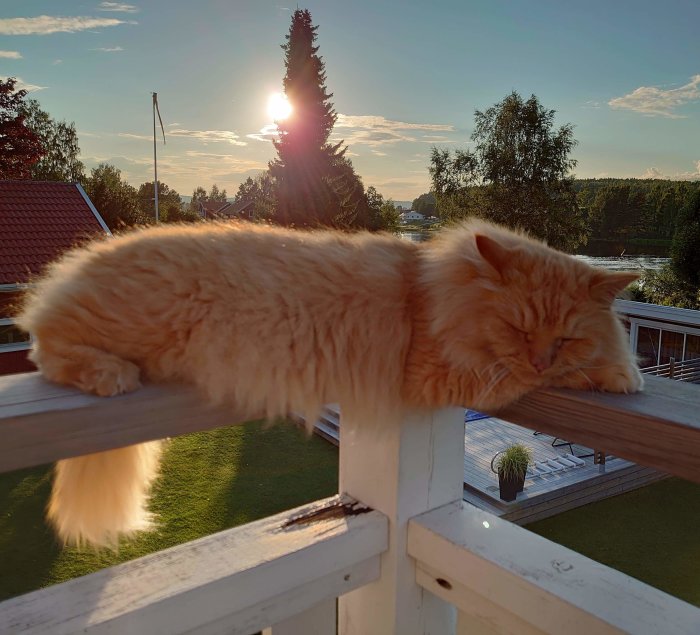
[118,132,152,141]
[609,75,700,118]
[641,167,665,179]
[168,129,247,146]
[641,161,700,180]
[1,76,46,92]
[420,135,453,142]
[51,59,63,65]
[335,114,456,147]
[0,15,135,36]
[0,50,22,59]
[336,114,454,132]
[582,100,601,109]
[92,46,124,52]
[247,123,280,142]
[119,129,248,146]
[98,2,139,12]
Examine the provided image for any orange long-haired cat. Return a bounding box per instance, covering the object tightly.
[19,220,641,546]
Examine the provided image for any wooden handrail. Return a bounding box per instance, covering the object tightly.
[0,495,387,635]
[1,372,699,482]
[496,375,700,483]
[408,502,700,635]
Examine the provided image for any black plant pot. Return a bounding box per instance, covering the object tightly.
[498,471,526,502]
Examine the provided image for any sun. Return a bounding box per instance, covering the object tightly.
[267,92,292,121]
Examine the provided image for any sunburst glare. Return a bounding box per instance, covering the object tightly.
[267,92,292,121]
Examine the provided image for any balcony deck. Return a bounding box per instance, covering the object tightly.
[461,415,665,524]
[308,406,666,525]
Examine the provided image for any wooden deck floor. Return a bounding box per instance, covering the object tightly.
[306,406,666,526]
[463,415,666,524]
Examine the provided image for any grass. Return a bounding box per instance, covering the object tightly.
[3,429,699,609]
[527,478,700,606]
[0,420,338,601]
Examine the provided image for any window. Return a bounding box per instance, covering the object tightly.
[0,319,31,351]
[686,334,700,361]
[659,330,685,365]
[636,326,660,367]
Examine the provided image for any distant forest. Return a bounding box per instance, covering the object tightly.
[572,178,700,255]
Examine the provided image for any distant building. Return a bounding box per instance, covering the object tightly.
[197,199,255,220]
[399,211,425,223]
[0,181,111,375]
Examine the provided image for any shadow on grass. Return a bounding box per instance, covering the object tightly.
[0,465,61,600]
[212,420,338,529]
[0,419,339,601]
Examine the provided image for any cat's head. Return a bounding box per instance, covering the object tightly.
[423,220,638,388]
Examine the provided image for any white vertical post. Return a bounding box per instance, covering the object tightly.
[338,407,465,635]
[263,599,336,635]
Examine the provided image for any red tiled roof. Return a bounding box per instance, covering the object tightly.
[0,181,110,284]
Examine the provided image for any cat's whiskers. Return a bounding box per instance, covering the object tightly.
[576,368,597,391]
[478,366,510,404]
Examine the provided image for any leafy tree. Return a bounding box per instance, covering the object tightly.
[269,8,369,228]
[208,183,228,202]
[161,203,201,224]
[670,189,700,288]
[83,163,146,231]
[0,77,44,179]
[137,181,184,221]
[365,185,400,231]
[188,184,228,215]
[411,192,437,216]
[235,173,277,221]
[21,99,84,181]
[574,179,700,245]
[637,265,699,310]
[430,92,586,252]
[188,186,208,214]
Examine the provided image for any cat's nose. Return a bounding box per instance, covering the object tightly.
[529,351,553,373]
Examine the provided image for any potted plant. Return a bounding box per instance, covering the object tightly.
[491,444,532,502]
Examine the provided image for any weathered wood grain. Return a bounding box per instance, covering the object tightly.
[409,501,700,635]
[3,372,698,484]
[495,375,700,483]
[0,372,259,473]
[0,496,387,635]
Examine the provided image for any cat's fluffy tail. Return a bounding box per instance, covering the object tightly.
[47,441,163,547]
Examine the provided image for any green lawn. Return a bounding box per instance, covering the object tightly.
[527,478,700,607]
[3,429,699,609]
[0,420,338,601]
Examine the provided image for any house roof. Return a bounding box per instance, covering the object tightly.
[0,181,111,285]
[199,201,232,215]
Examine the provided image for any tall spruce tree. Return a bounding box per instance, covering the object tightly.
[269,9,362,227]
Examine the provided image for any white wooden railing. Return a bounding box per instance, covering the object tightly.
[1,371,699,634]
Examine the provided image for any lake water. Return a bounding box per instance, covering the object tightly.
[574,255,668,272]
[398,232,668,272]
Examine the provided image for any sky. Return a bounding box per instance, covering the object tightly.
[1,0,699,201]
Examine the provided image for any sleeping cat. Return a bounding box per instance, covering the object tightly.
[18,219,642,546]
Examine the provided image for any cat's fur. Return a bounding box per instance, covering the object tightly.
[18,219,642,546]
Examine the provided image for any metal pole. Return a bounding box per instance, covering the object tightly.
[153,92,159,223]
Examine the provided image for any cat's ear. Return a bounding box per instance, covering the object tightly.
[589,270,639,303]
[475,234,513,277]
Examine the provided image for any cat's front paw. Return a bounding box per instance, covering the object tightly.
[583,363,644,394]
[551,363,643,394]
